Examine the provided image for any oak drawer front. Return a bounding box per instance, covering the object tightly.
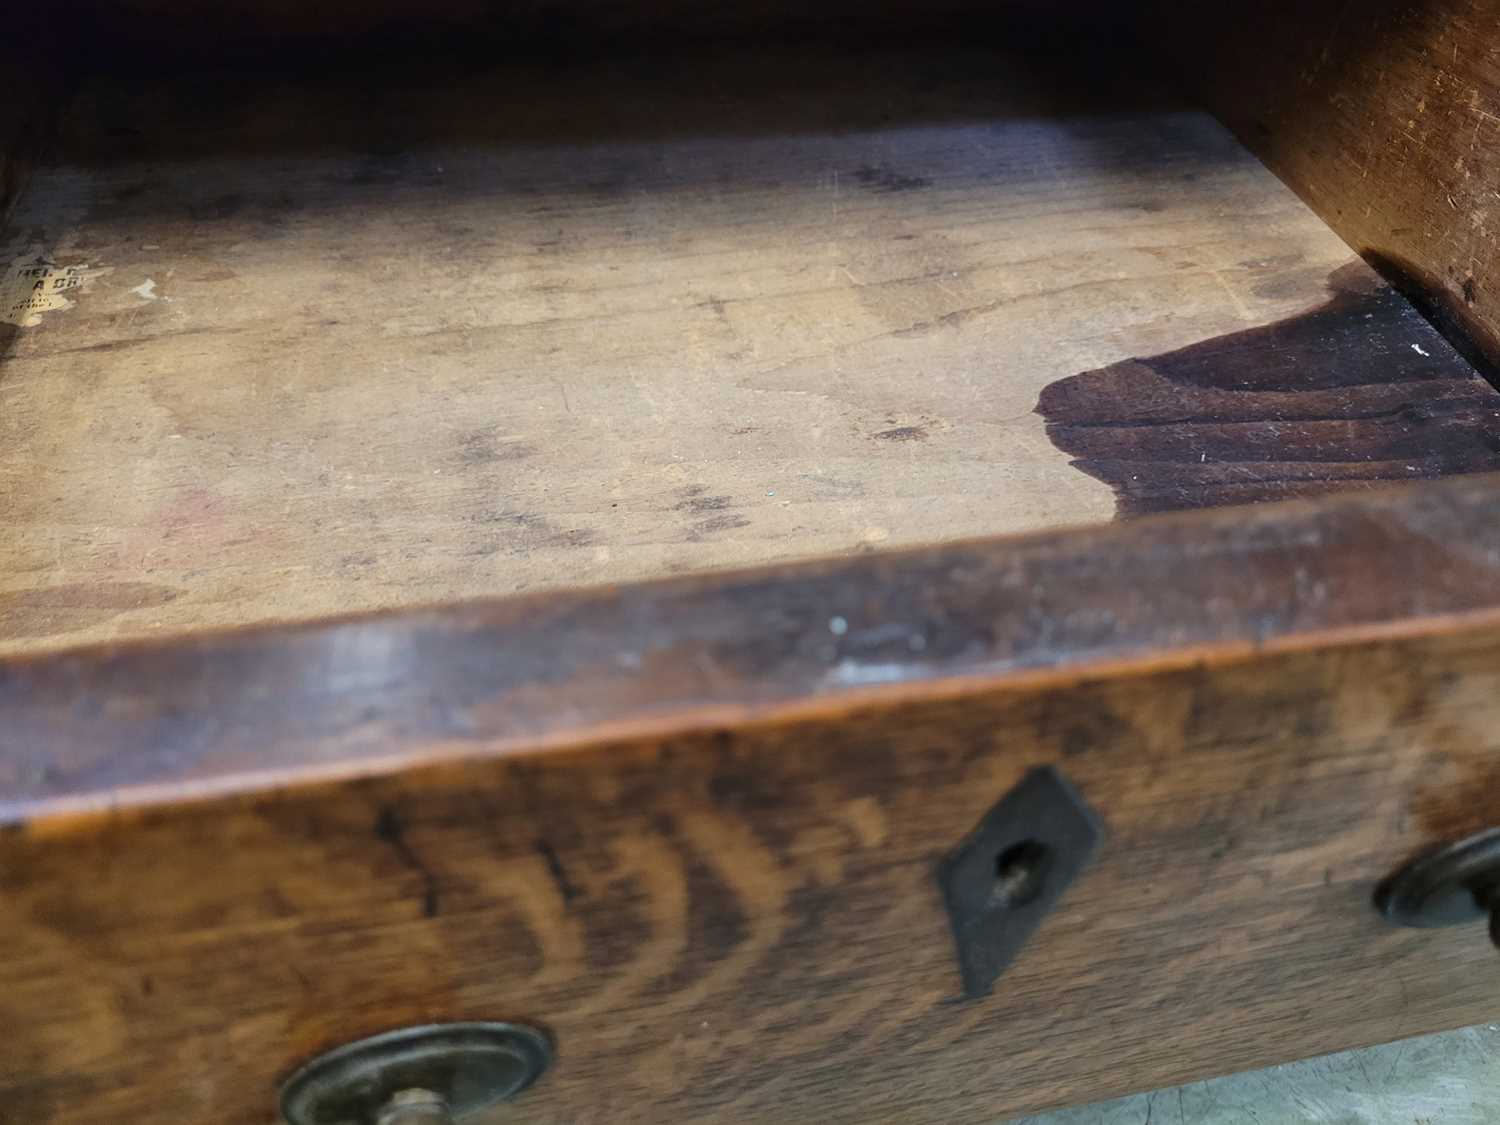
[7,479,1500,1123]
[7,1,1500,1117]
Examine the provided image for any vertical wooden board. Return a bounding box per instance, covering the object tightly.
[1154,0,1500,368]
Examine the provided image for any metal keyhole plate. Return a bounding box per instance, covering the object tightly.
[938,767,1103,999]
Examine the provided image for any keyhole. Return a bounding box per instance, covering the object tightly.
[992,840,1051,907]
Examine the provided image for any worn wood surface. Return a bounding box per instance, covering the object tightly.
[9,471,1500,820]
[1,46,1416,655]
[8,477,1500,1122]
[1156,0,1500,369]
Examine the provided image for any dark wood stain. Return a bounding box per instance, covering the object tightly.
[456,429,537,464]
[873,425,928,442]
[464,509,598,555]
[374,804,441,918]
[674,487,747,539]
[687,513,751,540]
[1036,265,1500,516]
[535,838,581,905]
[852,165,932,193]
[674,492,733,513]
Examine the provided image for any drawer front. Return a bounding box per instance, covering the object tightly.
[7,477,1500,1123]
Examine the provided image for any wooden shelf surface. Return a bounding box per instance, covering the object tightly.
[2,47,1490,654]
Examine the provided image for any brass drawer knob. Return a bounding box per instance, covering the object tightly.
[279,1022,552,1125]
[1376,828,1500,949]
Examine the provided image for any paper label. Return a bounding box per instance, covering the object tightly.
[2,258,93,327]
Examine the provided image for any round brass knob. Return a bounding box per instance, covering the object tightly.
[280,1022,552,1125]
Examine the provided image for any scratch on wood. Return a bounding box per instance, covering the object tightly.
[374,805,441,918]
[535,839,582,905]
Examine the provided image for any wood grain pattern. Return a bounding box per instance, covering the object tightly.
[9,470,1500,820]
[1156,0,1500,369]
[0,47,1407,655]
[1037,261,1500,514]
[10,22,1500,1117]
[8,477,1500,1122]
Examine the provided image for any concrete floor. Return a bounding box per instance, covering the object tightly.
[1006,1025,1499,1124]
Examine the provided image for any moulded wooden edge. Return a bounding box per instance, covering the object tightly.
[8,472,1500,824]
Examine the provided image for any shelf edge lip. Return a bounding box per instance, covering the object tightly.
[7,471,1500,824]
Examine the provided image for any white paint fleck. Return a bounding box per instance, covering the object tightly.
[1411,343,1431,356]
[131,278,159,301]
[828,616,848,636]
[825,660,919,686]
